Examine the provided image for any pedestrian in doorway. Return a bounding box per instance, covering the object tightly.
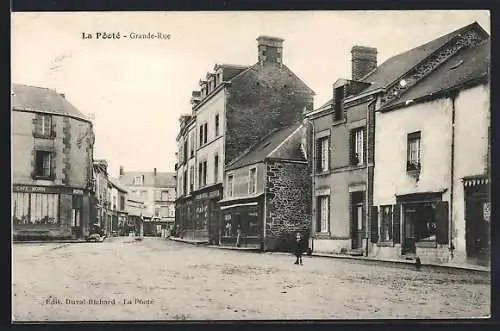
[294,232,304,265]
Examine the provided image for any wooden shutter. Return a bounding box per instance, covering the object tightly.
[315,139,321,172]
[370,206,379,243]
[392,204,401,244]
[436,201,449,245]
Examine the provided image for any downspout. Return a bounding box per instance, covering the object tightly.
[263,162,267,251]
[449,92,457,259]
[306,118,316,254]
[365,99,376,257]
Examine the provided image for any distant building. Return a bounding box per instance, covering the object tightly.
[109,177,128,236]
[220,122,311,251]
[12,84,95,240]
[91,159,113,235]
[175,35,315,244]
[119,167,176,236]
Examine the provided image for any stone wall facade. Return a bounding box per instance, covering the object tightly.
[264,160,311,251]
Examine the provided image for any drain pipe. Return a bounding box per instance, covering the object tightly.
[449,92,457,259]
[305,117,316,254]
[365,98,376,257]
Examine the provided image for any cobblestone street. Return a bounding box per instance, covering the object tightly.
[12,237,490,321]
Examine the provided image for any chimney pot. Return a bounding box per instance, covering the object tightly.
[119,166,124,176]
[351,46,378,81]
[257,35,284,66]
[154,168,157,176]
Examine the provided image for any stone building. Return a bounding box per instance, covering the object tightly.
[12,84,95,240]
[91,159,113,235]
[305,22,489,265]
[109,177,128,236]
[119,167,176,236]
[220,122,310,251]
[175,35,315,243]
[371,32,490,266]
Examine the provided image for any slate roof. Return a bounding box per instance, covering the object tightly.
[226,121,304,170]
[11,84,88,121]
[382,38,490,110]
[108,177,128,193]
[313,22,487,111]
[119,171,176,188]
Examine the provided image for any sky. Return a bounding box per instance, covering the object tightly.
[11,10,490,178]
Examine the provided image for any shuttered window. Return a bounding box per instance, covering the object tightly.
[393,204,401,244]
[350,127,366,166]
[435,201,449,245]
[35,114,52,136]
[316,137,329,172]
[370,206,379,243]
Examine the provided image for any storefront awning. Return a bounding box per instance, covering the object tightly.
[463,175,489,187]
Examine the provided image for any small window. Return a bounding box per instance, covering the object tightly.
[35,150,52,178]
[214,154,219,183]
[215,114,220,137]
[334,87,344,121]
[351,127,365,166]
[133,176,143,185]
[407,131,421,171]
[35,114,52,137]
[161,191,169,201]
[227,175,234,197]
[203,123,208,144]
[317,137,329,172]
[199,125,204,146]
[249,167,257,194]
[317,195,329,233]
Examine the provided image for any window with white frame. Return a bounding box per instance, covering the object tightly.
[249,167,257,194]
[317,195,329,233]
[407,131,421,171]
[227,174,234,197]
[133,176,143,185]
[35,113,52,137]
[317,137,329,172]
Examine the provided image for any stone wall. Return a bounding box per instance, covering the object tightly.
[225,62,314,164]
[265,160,311,251]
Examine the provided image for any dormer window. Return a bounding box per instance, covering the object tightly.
[334,86,344,121]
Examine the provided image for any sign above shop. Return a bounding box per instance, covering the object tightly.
[13,184,88,195]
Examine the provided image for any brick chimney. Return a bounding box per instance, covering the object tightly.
[119,166,124,176]
[257,36,284,65]
[351,46,378,81]
[154,168,157,176]
[191,91,202,107]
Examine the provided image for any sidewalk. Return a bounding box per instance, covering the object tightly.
[13,239,88,244]
[169,237,489,274]
[169,236,208,245]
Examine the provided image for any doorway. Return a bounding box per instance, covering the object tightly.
[71,195,83,239]
[465,184,490,266]
[351,191,366,250]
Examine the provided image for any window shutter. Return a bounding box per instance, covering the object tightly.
[328,136,331,171]
[436,201,449,245]
[50,151,56,179]
[370,206,379,243]
[392,204,401,244]
[315,139,321,172]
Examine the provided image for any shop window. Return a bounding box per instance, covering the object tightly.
[227,174,234,197]
[34,150,52,178]
[407,131,421,171]
[12,192,59,225]
[34,113,52,137]
[380,205,393,242]
[403,201,448,245]
[316,137,329,172]
[248,167,257,194]
[317,195,329,233]
[350,127,366,166]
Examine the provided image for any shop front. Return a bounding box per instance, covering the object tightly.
[397,192,449,263]
[219,196,264,249]
[186,184,222,243]
[12,184,91,240]
[463,175,490,266]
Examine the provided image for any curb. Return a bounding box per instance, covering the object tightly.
[168,237,208,245]
[207,245,262,253]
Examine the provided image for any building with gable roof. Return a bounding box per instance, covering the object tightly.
[175,35,315,244]
[219,122,311,251]
[12,84,95,240]
[305,22,489,266]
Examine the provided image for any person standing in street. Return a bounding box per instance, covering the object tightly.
[294,232,304,265]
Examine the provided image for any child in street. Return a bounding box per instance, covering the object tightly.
[294,232,304,265]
